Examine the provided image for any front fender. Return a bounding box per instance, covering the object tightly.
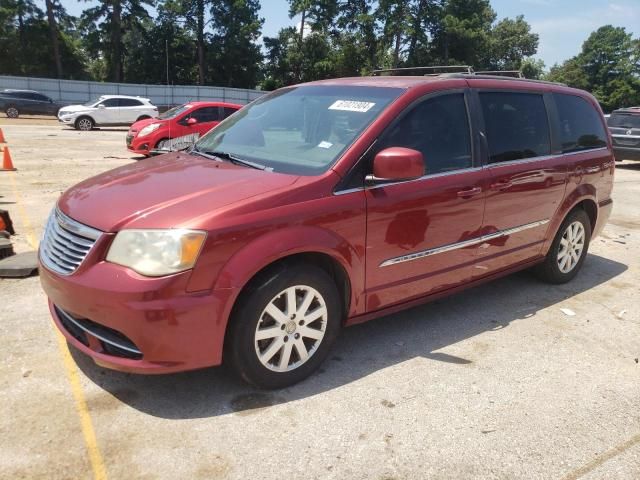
[212,225,363,314]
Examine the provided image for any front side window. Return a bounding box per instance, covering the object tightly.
[480,92,551,163]
[555,94,607,152]
[189,106,220,123]
[379,93,472,175]
[99,98,119,108]
[195,85,403,175]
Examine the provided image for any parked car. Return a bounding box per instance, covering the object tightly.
[0,89,61,118]
[607,107,640,161]
[39,75,614,389]
[126,101,242,156]
[57,95,158,130]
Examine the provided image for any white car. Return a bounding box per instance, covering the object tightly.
[57,95,159,130]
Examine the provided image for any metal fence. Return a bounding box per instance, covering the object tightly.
[0,75,264,107]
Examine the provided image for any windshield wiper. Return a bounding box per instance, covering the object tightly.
[208,150,270,171]
[189,146,221,161]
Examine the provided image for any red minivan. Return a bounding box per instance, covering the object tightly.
[126,101,242,156]
[40,75,614,388]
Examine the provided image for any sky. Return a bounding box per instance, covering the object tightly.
[54,0,640,69]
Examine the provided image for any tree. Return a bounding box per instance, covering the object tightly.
[208,0,263,88]
[488,15,538,70]
[81,0,154,82]
[547,26,640,111]
[45,0,63,77]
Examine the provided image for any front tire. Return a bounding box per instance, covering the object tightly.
[75,116,94,131]
[535,209,591,284]
[6,106,19,118]
[226,264,342,389]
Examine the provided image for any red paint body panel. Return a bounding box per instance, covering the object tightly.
[126,101,241,155]
[39,76,615,374]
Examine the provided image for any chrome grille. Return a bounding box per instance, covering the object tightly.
[40,208,102,275]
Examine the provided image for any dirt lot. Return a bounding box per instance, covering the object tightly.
[0,117,639,480]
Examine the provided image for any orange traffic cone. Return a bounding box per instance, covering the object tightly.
[1,146,16,171]
[0,128,5,143]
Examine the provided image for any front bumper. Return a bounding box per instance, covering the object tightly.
[40,258,237,374]
[58,115,76,124]
[126,134,152,155]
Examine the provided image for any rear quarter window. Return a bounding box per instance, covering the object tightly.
[554,93,607,152]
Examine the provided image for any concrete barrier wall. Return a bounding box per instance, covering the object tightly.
[0,75,265,107]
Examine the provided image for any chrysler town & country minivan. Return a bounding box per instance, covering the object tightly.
[39,74,614,388]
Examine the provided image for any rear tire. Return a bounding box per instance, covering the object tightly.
[535,209,591,284]
[75,116,94,131]
[226,263,342,389]
[6,106,19,118]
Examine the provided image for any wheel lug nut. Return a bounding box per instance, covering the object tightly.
[299,320,304,326]
[294,333,300,339]
[281,324,285,330]
[284,336,289,342]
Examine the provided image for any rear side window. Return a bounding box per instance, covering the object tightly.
[554,94,607,152]
[607,113,640,129]
[480,92,551,163]
[118,99,143,107]
[380,93,472,175]
[223,107,238,118]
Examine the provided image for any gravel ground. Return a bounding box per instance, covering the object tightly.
[0,119,639,480]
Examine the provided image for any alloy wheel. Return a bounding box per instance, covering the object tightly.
[254,285,327,372]
[6,107,18,118]
[77,118,93,130]
[557,221,585,273]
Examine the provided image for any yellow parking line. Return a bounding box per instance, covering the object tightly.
[7,169,108,480]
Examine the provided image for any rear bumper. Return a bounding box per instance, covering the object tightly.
[40,259,237,374]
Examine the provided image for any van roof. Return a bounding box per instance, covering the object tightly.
[305,74,566,90]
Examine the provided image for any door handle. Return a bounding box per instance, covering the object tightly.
[457,186,482,198]
[490,180,512,191]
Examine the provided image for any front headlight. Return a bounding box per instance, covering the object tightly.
[138,123,161,137]
[106,229,206,277]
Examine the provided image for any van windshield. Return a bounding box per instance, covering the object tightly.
[194,85,403,175]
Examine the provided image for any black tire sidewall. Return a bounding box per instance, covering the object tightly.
[227,264,342,389]
[542,209,592,283]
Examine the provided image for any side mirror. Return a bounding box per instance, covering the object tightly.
[187,117,198,125]
[366,147,425,184]
[98,104,105,109]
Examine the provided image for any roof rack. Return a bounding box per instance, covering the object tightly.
[372,65,474,76]
[475,70,523,78]
[443,73,566,86]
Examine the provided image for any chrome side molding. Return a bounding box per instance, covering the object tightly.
[380,219,549,267]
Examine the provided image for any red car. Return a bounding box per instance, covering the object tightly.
[40,75,614,388]
[126,101,242,156]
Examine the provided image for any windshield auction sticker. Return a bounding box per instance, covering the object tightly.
[329,100,376,113]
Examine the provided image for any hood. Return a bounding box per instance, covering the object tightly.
[58,152,299,232]
[130,117,163,133]
[59,104,94,114]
